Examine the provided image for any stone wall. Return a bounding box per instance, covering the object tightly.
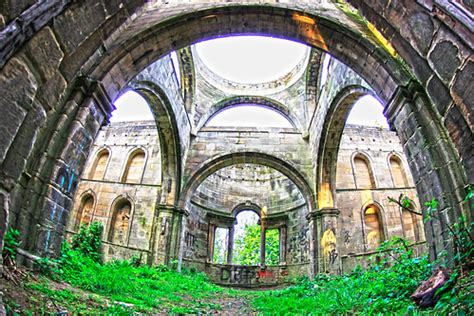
[66,121,162,263]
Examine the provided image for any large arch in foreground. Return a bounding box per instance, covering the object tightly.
[0,2,470,264]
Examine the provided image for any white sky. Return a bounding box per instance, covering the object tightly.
[195,36,308,84]
[110,37,389,129]
[206,105,293,128]
[110,90,154,122]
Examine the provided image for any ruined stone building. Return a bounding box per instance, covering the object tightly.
[69,118,424,286]
[0,1,471,289]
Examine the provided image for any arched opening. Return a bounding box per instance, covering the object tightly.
[353,154,376,189]
[74,194,95,231]
[346,95,389,128]
[389,155,409,187]
[122,150,146,184]
[232,210,261,265]
[195,36,309,84]
[89,150,110,180]
[206,104,293,128]
[363,204,384,249]
[108,199,132,246]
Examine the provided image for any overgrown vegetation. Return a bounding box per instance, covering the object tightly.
[2,188,472,314]
[232,224,279,265]
[253,237,432,314]
[29,223,239,313]
[2,228,20,265]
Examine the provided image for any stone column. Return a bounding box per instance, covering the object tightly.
[152,204,188,265]
[207,223,216,262]
[260,226,266,266]
[306,210,319,278]
[317,208,341,274]
[307,208,341,276]
[279,226,287,265]
[227,226,234,264]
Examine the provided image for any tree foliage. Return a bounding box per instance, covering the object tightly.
[233,224,261,265]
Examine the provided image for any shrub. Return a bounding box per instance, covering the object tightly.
[70,222,103,263]
[2,227,20,264]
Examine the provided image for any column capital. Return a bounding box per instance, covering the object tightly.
[306,208,340,221]
[157,204,189,217]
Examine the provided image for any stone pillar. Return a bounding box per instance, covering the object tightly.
[307,208,342,276]
[207,223,216,263]
[385,82,470,263]
[260,226,266,266]
[306,210,319,278]
[317,208,341,274]
[280,226,287,265]
[227,226,234,264]
[152,204,188,265]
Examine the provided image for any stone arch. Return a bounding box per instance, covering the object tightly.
[351,152,377,190]
[89,147,111,180]
[129,83,182,206]
[107,195,134,246]
[72,190,97,231]
[0,2,469,262]
[316,85,375,208]
[121,147,147,184]
[177,47,196,111]
[360,201,386,250]
[231,202,262,218]
[180,152,316,212]
[197,96,302,132]
[388,152,409,188]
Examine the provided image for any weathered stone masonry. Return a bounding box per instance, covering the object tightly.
[0,1,472,282]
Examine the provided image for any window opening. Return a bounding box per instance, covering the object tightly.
[232,210,260,265]
[364,205,384,248]
[122,151,145,183]
[265,228,280,266]
[75,195,94,230]
[389,155,408,187]
[206,105,293,128]
[354,155,375,189]
[213,227,229,264]
[90,150,109,180]
[109,200,132,245]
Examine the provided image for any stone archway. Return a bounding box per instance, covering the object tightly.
[180,151,316,211]
[0,2,470,265]
[196,96,303,132]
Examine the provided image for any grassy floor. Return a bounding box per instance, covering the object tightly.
[2,236,468,315]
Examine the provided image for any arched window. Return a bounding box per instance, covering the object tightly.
[389,155,408,187]
[74,194,94,230]
[206,105,293,128]
[363,204,384,248]
[108,199,132,245]
[353,154,376,189]
[232,210,261,265]
[90,150,109,180]
[122,150,146,183]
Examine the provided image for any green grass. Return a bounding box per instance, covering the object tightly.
[23,228,467,315]
[54,253,234,313]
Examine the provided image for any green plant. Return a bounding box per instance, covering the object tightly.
[2,227,20,264]
[70,222,103,263]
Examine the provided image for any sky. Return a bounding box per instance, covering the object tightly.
[195,36,308,84]
[110,36,389,128]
